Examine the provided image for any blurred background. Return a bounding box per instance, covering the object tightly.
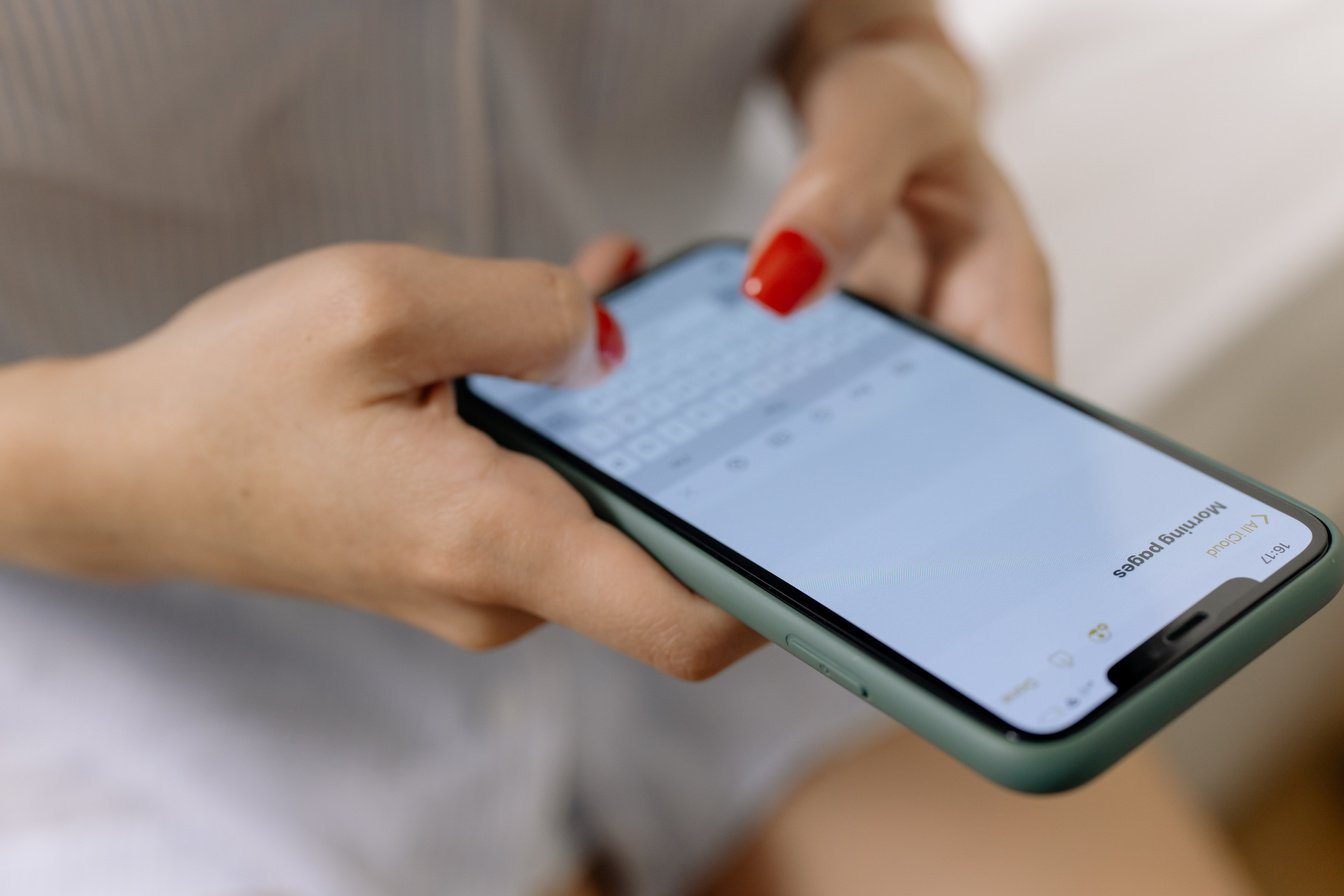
[699,0,1344,891]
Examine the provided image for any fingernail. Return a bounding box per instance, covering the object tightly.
[616,246,642,282]
[595,303,625,369]
[742,229,826,316]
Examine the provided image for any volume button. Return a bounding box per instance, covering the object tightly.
[784,635,868,698]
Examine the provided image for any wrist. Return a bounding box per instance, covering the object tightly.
[0,353,164,579]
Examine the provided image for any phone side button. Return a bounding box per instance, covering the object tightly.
[784,635,869,699]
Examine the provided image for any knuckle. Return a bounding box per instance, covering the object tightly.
[448,612,529,652]
[430,476,520,603]
[410,539,482,609]
[311,242,398,293]
[881,46,976,140]
[660,647,729,682]
[649,624,736,682]
[405,540,467,601]
[800,171,886,251]
[311,243,422,351]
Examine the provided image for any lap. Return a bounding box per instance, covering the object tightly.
[0,567,892,896]
[697,730,1255,896]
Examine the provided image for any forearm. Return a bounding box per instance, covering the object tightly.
[778,0,974,103]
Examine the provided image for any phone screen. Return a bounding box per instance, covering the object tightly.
[467,243,1326,736]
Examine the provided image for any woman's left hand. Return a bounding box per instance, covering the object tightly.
[744,23,1054,379]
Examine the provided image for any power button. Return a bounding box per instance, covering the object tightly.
[784,635,868,698]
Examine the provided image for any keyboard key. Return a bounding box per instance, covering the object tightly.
[657,418,698,445]
[612,373,648,398]
[666,450,696,472]
[576,422,621,450]
[665,377,704,403]
[596,450,640,477]
[638,391,676,417]
[540,410,582,432]
[662,348,694,367]
[713,385,753,412]
[743,372,781,397]
[847,380,875,399]
[577,388,621,415]
[685,402,726,429]
[628,433,670,461]
[611,405,650,433]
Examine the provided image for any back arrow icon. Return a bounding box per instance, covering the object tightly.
[1253,513,1270,525]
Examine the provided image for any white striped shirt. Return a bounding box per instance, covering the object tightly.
[0,0,800,359]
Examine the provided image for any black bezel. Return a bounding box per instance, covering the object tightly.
[457,239,1332,742]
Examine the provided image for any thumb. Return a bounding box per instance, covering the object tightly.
[744,44,971,315]
[338,246,627,390]
[572,233,643,295]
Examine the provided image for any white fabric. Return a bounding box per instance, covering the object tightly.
[942,0,1344,414]
[0,571,881,895]
[0,0,800,360]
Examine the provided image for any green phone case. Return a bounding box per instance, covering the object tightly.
[466,244,1343,793]
[522,443,1339,793]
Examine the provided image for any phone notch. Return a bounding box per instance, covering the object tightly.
[1163,611,1209,643]
[1107,577,1258,691]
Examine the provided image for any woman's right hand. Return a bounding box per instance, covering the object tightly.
[0,241,761,679]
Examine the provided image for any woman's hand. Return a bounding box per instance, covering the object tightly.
[746,6,1053,379]
[0,239,760,679]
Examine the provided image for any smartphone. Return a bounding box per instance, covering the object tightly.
[458,240,1342,792]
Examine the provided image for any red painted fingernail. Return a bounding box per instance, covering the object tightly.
[595,303,625,369]
[742,229,826,316]
[616,246,642,282]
